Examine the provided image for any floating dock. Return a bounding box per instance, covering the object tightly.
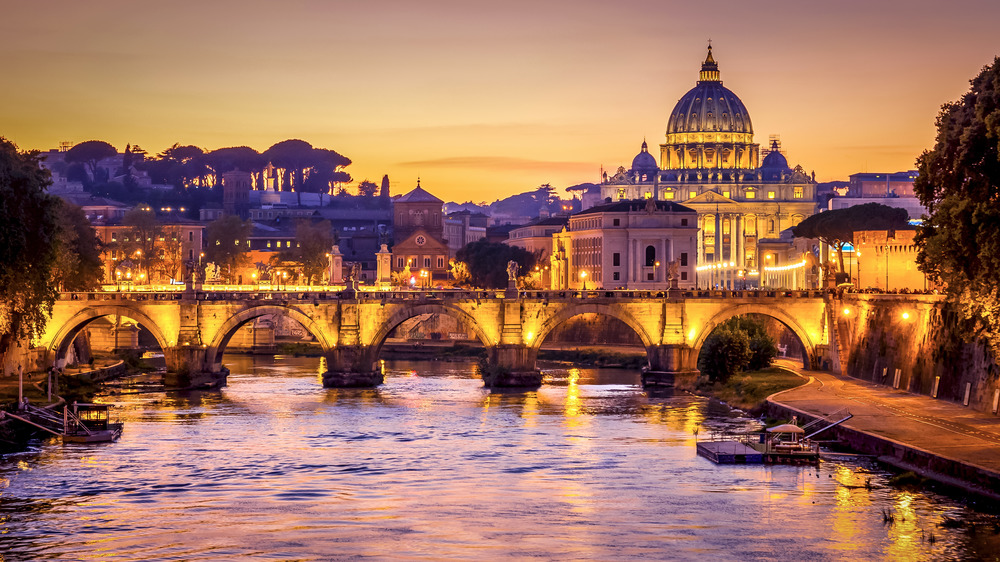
[696,441,764,464]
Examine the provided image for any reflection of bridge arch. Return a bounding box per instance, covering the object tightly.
[531,303,655,351]
[693,304,816,368]
[206,305,333,371]
[49,305,170,362]
[369,303,495,356]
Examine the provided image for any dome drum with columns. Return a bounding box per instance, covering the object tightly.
[660,45,759,172]
[597,45,818,287]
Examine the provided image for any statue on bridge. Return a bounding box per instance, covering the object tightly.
[346,262,361,291]
[667,259,681,289]
[507,260,519,290]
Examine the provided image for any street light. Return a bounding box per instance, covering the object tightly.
[580,270,588,291]
[282,270,288,290]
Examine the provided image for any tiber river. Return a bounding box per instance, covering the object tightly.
[1,356,997,561]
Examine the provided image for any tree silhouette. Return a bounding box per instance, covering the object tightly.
[914,56,1000,351]
[357,180,378,198]
[278,219,334,284]
[791,203,908,273]
[380,175,390,199]
[204,146,265,187]
[0,138,60,361]
[51,200,104,291]
[65,140,117,184]
[204,215,253,283]
[263,139,315,192]
[455,239,537,288]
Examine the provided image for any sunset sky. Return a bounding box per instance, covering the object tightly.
[3,0,998,202]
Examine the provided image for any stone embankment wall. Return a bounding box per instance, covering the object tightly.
[767,402,1000,502]
[835,294,1000,415]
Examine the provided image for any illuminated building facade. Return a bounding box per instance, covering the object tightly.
[391,182,451,286]
[549,199,698,290]
[853,227,936,292]
[600,46,817,285]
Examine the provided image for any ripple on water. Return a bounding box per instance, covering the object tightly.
[1,356,996,561]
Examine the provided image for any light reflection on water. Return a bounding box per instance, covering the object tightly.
[0,356,996,561]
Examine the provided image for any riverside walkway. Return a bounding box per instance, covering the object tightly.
[769,362,1000,501]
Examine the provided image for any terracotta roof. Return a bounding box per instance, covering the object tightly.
[395,186,443,203]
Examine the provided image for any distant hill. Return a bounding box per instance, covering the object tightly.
[445,184,581,221]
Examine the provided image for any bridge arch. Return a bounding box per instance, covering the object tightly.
[205,305,333,371]
[48,305,171,364]
[692,304,816,369]
[530,303,655,352]
[368,303,495,357]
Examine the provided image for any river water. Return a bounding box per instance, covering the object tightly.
[1,356,996,560]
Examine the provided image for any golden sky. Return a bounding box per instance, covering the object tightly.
[3,0,999,202]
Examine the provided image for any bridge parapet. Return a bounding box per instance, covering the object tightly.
[45,289,833,390]
[57,288,831,303]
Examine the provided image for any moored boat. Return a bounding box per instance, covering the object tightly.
[63,403,123,443]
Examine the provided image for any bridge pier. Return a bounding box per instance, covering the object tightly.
[484,344,542,387]
[163,347,229,389]
[322,346,384,388]
[641,344,699,388]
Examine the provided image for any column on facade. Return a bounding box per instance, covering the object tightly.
[714,214,722,288]
[714,214,721,264]
[630,239,636,284]
[725,213,733,288]
[698,214,706,266]
[735,214,743,270]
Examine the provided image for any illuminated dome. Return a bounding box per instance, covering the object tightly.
[760,141,789,170]
[659,46,760,172]
[666,49,752,136]
[631,140,658,173]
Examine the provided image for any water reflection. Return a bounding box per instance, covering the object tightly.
[0,356,995,561]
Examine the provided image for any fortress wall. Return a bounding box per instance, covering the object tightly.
[836,294,1000,415]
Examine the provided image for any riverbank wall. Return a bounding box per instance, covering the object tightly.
[833,294,1000,416]
[69,360,126,383]
[766,400,1000,502]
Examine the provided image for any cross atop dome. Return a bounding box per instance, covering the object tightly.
[699,44,721,83]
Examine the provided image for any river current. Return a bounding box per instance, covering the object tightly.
[1,356,996,560]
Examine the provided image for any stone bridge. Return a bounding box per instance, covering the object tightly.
[36,288,831,388]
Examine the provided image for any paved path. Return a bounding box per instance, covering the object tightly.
[770,361,1000,477]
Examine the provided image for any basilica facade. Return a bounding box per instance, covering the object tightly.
[598,46,817,285]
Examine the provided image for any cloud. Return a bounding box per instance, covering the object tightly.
[397,156,595,174]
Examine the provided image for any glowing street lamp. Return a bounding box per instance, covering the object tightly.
[580,270,588,291]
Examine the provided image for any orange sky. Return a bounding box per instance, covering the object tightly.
[3,0,998,203]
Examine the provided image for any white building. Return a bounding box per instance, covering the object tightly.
[550,199,698,290]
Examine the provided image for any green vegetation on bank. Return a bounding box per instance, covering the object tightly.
[536,349,646,369]
[697,315,779,383]
[686,366,806,412]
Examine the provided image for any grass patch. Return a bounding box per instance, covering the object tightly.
[888,470,929,488]
[277,342,324,356]
[693,366,807,412]
[537,349,647,369]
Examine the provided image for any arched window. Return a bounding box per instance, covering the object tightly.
[645,245,656,266]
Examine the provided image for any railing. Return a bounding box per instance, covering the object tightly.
[57,287,831,303]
